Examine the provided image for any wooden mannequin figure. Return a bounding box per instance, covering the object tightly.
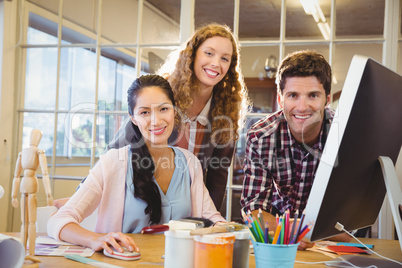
[11,129,54,263]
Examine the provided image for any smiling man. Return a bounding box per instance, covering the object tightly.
[240,50,335,249]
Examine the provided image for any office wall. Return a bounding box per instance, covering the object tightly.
[0,0,18,232]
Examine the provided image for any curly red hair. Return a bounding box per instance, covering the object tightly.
[161,23,250,145]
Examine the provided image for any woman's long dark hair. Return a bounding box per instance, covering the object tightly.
[127,74,175,225]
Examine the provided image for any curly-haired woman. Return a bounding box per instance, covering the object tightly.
[160,23,250,209]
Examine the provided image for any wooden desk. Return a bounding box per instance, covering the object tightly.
[5,233,401,267]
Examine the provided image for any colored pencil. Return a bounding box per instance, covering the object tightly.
[247,211,261,242]
[289,209,299,243]
[265,221,272,243]
[284,210,290,244]
[241,210,258,241]
[252,215,265,243]
[296,223,313,243]
[258,208,265,231]
[291,210,305,244]
[298,221,313,236]
[244,219,258,241]
[272,217,282,244]
[280,215,284,244]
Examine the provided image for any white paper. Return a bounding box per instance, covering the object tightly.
[0,234,25,268]
[36,236,74,246]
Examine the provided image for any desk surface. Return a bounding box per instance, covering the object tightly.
[4,233,401,268]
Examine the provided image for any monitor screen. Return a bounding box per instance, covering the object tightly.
[304,55,402,242]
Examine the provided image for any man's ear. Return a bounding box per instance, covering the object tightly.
[325,94,331,108]
[277,92,284,109]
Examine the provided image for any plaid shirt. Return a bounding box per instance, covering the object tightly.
[240,108,334,217]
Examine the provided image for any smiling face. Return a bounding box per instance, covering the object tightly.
[278,76,331,145]
[131,86,175,147]
[193,36,233,92]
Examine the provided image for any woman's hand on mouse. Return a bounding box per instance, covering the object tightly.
[91,232,140,254]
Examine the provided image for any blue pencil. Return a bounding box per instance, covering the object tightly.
[289,209,299,243]
[264,222,269,244]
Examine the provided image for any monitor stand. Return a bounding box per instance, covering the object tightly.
[378,155,402,252]
[325,156,402,268]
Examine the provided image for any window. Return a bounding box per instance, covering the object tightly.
[23,22,136,158]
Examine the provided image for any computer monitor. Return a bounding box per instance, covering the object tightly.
[303,55,402,244]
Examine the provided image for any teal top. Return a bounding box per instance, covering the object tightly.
[122,147,191,233]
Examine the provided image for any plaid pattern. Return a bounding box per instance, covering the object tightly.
[240,108,334,217]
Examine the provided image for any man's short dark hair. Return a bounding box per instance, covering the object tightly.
[276,50,332,96]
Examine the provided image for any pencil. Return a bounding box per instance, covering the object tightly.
[258,208,265,231]
[241,210,258,241]
[289,209,299,243]
[292,210,305,244]
[264,222,269,244]
[296,223,313,243]
[246,222,257,242]
[298,221,313,237]
[280,215,284,244]
[252,215,265,243]
[272,217,282,244]
[265,221,272,243]
[284,210,289,244]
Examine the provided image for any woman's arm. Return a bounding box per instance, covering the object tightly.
[48,147,128,243]
[59,223,139,254]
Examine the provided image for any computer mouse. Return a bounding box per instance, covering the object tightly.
[103,247,141,261]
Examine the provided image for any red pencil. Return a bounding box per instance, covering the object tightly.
[284,210,290,244]
[296,223,313,243]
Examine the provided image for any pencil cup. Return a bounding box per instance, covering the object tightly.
[251,240,299,268]
[194,233,235,268]
[164,230,195,268]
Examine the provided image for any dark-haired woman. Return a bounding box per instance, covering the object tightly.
[47,75,225,254]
